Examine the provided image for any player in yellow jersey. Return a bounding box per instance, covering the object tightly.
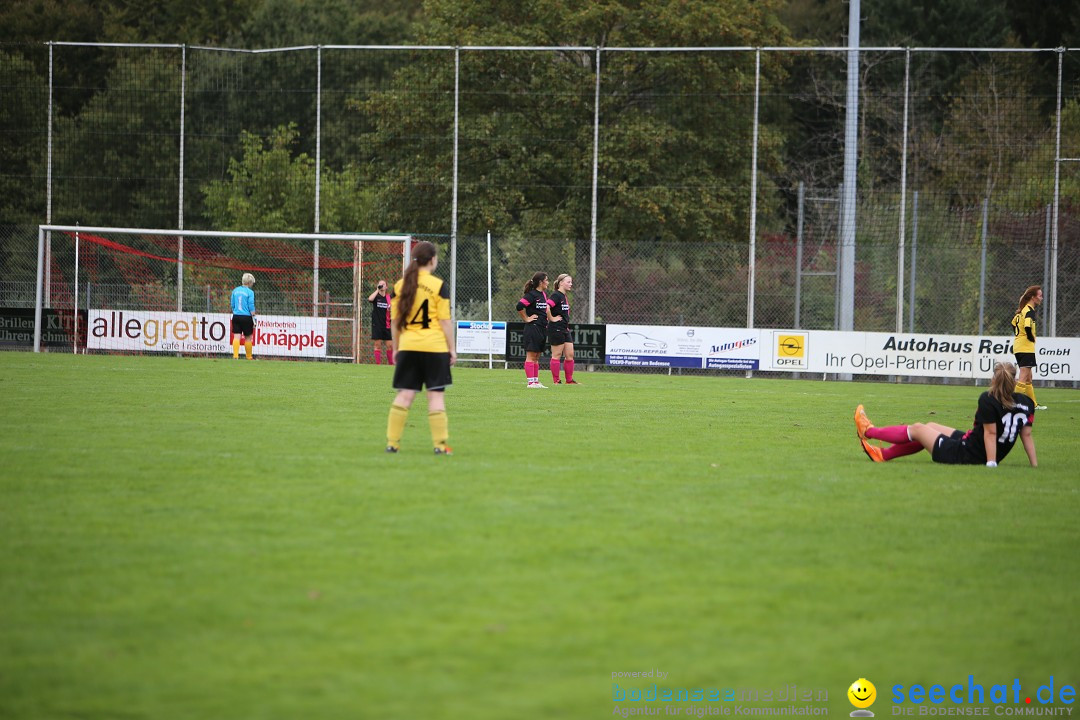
[1010,285,1045,410]
[385,241,456,455]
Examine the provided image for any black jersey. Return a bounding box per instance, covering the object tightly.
[959,392,1035,463]
[516,289,551,328]
[370,292,392,331]
[548,290,570,329]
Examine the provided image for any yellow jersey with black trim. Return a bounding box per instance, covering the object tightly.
[392,270,451,353]
[1010,302,1037,353]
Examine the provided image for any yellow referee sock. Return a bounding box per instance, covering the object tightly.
[1016,381,1037,405]
[428,410,449,451]
[232,336,240,359]
[387,403,410,449]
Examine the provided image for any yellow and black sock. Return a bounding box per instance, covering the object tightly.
[428,410,449,451]
[1016,381,1037,405]
[387,403,409,449]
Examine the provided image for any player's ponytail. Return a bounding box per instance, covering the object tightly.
[989,362,1017,410]
[553,273,571,292]
[522,271,546,294]
[395,241,437,334]
[1016,285,1041,316]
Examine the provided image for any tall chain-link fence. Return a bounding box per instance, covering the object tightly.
[2,43,1079,359]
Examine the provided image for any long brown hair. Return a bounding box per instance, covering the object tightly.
[989,361,1017,410]
[1015,285,1041,315]
[394,241,437,333]
[522,271,547,294]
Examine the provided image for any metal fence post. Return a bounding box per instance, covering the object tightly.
[313,47,322,318]
[34,226,45,352]
[44,41,53,306]
[896,49,910,334]
[177,45,187,312]
[1050,48,1063,337]
[450,47,460,320]
[747,49,761,334]
[978,197,989,336]
[1043,203,1051,332]
[908,190,919,332]
[795,181,804,329]
[588,46,601,323]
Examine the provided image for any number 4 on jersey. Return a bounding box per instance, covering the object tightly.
[410,299,431,329]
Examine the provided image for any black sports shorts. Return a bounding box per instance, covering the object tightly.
[372,325,392,341]
[931,429,979,465]
[547,327,571,346]
[392,350,452,391]
[1014,352,1036,369]
[231,314,254,337]
[523,323,547,353]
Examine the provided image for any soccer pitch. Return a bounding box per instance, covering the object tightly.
[1,353,1078,719]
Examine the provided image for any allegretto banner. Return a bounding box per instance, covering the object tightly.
[87,310,329,357]
[605,324,1079,381]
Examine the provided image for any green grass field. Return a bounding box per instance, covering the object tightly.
[1,352,1078,720]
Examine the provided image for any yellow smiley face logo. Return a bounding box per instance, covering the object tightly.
[848,678,877,709]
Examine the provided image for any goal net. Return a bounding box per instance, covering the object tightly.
[33,225,411,360]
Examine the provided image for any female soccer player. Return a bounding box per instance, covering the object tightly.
[230,272,256,360]
[517,271,555,388]
[854,362,1037,467]
[547,273,577,384]
[367,280,393,365]
[1011,284,1045,409]
[385,241,455,455]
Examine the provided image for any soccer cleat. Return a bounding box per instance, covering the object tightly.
[860,437,884,463]
[854,404,874,441]
[1035,405,1048,411]
[385,445,399,453]
[552,379,562,384]
[527,382,548,389]
[434,446,453,456]
[565,379,579,384]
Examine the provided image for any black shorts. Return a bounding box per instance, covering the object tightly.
[547,327,571,346]
[231,314,254,337]
[931,429,980,465]
[372,325,392,341]
[523,323,547,353]
[392,351,452,391]
[1014,352,1036,369]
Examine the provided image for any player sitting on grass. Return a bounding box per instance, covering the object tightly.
[854,362,1037,468]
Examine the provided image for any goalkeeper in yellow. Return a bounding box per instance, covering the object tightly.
[385,241,456,455]
[1010,285,1046,410]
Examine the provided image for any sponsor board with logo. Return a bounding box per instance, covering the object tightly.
[506,323,606,363]
[763,330,1080,381]
[87,310,328,357]
[1,308,87,349]
[605,324,759,369]
[456,321,507,354]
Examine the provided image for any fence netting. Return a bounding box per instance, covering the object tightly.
[2,43,1079,362]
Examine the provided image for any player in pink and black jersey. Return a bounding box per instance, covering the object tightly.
[854,362,1037,468]
[547,273,577,384]
[367,280,394,364]
[516,271,556,388]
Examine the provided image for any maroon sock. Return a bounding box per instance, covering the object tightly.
[882,440,924,461]
[387,348,394,365]
[550,359,561,382]
[564,359,575,381]
[374,349,382,365]
[866,425,911,444]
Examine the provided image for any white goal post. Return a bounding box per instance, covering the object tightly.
[34,224,412,359]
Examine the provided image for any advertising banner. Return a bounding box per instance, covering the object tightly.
[87,310,329,357]
[761,329,1080,381]
[0,308,86,349]
[506,323,607,363]
[456,321,507,355]
[605,324,759,370]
